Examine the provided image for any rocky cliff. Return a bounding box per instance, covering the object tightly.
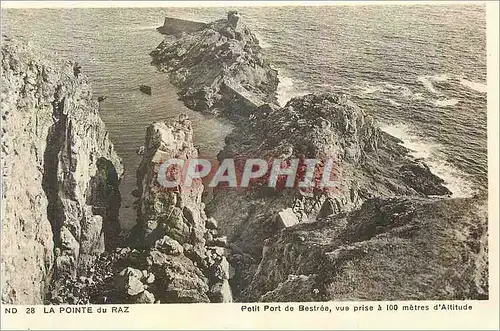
[1,37,123,304]
[150,11,279,118]
[157,17,208,36]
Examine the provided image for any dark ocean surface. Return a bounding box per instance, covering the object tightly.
[2,4,487,228]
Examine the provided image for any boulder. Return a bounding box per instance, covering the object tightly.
[227,10,240,28]
[131,290,155,304]
[317,199,336,219]
[126,277,145,296]
[276,208,299,229]
[145,273,155,284]
[153,254,210,303]
[147,251,170,266]
[154,235,184,256]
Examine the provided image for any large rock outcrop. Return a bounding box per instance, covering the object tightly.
[134,119,205,250]
[106,118,233,304]
[1,37,123,304]
[205,93,453,299]
[151,11,279,118]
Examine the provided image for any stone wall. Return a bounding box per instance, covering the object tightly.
[157,17,207,36]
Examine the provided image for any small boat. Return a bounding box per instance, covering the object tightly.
[97,95,108,102]
[139,84,152,95]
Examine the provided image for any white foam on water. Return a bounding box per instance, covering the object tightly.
[434,98,459,107]
[417,76,440,95]
[425,158,478,198]
[254,33,272,48]
[430,74,450,82]
[357,81,390,95]
[362,85,383,94]
[460,78,487,93]
[277,75,308,107]
[416,76,436,93]
[387,98,401,106]
[320,83,343,90]
[357,81,415,101]
[379,123,476,198]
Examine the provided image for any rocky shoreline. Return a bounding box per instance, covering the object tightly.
[150,11,279,119]
[1,11,488,305]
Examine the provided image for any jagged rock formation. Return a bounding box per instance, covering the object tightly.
[106,118,232,303]
[248,196,488,301]
[150,11,279,118]
[206,93,453,299]
[134,120,204,250]
[1,36,123,304]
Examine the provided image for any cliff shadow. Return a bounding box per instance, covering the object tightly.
[86,157,122,251]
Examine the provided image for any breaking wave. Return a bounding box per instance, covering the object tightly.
[434,98,459,107]
[361,84,384,94]
[416,74,450,95]
[277,74,308,107]
[460,78,487,93]
[380,123,477,198]
[358,81,413,99]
